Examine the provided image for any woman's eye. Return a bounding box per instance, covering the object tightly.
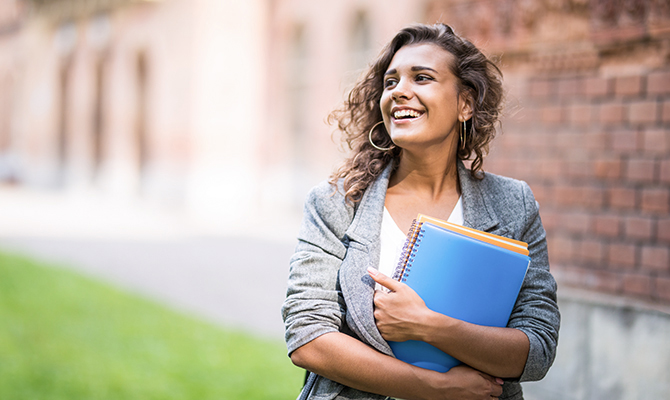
[416,75,434,82]
[384,78,397,89]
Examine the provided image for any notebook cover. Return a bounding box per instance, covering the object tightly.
[388,222,530,373]
[417,214,529,256]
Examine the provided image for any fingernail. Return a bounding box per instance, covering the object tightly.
[496,378,504,385]
[367,267,378,276]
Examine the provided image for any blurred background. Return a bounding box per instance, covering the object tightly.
[0,0,668,399]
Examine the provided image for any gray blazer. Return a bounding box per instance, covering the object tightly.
[282,162,560,400]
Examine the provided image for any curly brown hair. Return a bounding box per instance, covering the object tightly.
[329,23,504,203]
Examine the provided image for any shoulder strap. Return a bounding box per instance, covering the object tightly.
[297,372,317,400]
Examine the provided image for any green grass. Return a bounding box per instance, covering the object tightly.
[0,251,303,400]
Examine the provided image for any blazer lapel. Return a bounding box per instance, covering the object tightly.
[458,161,500,232]
[339,163,394,356]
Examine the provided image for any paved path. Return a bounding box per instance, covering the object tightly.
[0,186,301,340]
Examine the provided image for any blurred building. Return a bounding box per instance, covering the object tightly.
[1,0,669,399]
[0,0,425,227]
[0,0,272,227]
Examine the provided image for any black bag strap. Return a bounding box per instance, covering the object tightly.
[297,371,317,400]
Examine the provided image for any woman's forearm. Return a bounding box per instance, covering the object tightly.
[291,332,504,400]
[419,311,529,378]
[291,332,442,400]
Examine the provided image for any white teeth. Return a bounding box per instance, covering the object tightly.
[393,109,421,119]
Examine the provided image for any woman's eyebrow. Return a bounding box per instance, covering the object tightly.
[411,65,438,73]
[384,66,438,76]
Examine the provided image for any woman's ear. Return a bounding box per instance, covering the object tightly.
[459,91,474,121]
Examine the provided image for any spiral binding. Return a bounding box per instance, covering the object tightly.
[392,220,424,282]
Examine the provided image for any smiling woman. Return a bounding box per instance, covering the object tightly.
[282,23,559,400]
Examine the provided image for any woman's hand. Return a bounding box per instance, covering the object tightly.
[438,365,504,400]
[368,267,436,342]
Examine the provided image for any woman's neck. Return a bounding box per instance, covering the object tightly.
[389,150,461,201]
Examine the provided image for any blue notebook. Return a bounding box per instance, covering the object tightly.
[388,221,530,373]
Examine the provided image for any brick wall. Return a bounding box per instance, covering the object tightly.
[427,0,670,304]
[491,69,670,304]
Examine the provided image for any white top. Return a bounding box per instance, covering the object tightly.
[377,197,463,288]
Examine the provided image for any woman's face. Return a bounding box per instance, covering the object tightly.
[380,43,470,154]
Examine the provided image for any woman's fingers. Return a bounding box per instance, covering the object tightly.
[445,365,504,399]
[367,267,402,292]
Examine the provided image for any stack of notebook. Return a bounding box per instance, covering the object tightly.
[388,214,530,373]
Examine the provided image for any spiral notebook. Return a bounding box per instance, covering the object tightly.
[388,214,530,373]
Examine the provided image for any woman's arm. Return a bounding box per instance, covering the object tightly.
[370,268,528,379]
[291,331,503,400]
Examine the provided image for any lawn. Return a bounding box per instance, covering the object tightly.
[0,251,303,400]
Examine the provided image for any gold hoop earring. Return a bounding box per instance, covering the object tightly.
[460,119,467,151]
[368,121,395,151]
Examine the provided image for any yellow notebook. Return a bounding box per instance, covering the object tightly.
[416,214,529,256]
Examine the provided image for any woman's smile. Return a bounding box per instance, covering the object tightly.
[391,106,425,124]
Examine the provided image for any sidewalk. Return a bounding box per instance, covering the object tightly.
[0,185,301,339]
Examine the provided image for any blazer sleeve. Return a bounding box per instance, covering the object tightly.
[281,181,354,356]
[508,182,561,382]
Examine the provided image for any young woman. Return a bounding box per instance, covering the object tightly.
[282,23,560,400]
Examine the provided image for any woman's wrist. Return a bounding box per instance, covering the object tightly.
[416,309,458,345]
[407,368,451,400]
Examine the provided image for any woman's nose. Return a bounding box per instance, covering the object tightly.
[391,79,411,101]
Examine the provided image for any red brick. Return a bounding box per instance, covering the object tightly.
[607,242,638,268]
[548,235,575,264]
[542,105,564,124]
[529,79,554,98]
[615,75,644,97]
[641,245,670,271]
[599,102,626,125]
[557,78,579,98]
[661,159,670,183]
[579,239,606,264]
[659,218,670,243]
[623,273,652,297]
[584,131,607,150]
[647,70,670,95]
[568,103,593,125]
[643,128,670,154]
[581,270,622,293]
[594,214,621,237]
[654,276,670,302]
[594,156,622,180]
[540,208,558,230]
[555,131,582,149]
[538,188,559,211]
[564,212,591,235]
[629,100,659,124]
[625,157,657,182]
[555,184,577,207]
[663,101,670,123]
[641,188,670,214]
[583,186,605,209]
[608,186,637,210]
[585,76,610,98]
[624,216,654,240]
[527,133,552,154]
[610,129,640,153]
[540,158,564,181]
[566,159,591,180]
[500,132,525,151]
